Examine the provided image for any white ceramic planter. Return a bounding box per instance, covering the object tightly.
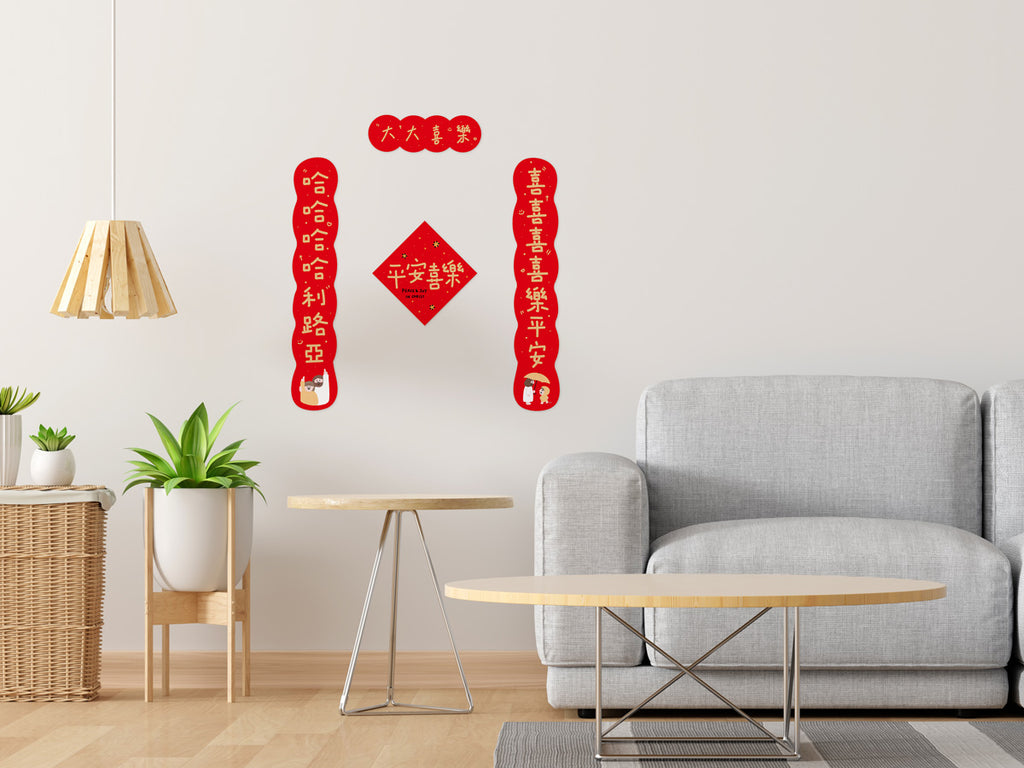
[30,448,76,485]
[0,414,21,486]
[152,487,254,592]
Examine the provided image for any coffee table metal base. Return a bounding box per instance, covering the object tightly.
[594,606,800,761]
[340,509,472,716]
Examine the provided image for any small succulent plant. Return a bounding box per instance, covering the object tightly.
[29,425,76,452]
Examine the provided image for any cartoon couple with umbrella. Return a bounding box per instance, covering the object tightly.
[521,372,551,406]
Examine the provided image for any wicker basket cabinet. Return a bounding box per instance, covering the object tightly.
[0,486,113,701]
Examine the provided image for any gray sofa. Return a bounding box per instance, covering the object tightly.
[535,376,1024,711]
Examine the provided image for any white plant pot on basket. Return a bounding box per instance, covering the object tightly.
[0,414,20,486]
[30,448,76,486]
[152,487,253,592]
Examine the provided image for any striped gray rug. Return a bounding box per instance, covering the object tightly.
[495,720,1024,767]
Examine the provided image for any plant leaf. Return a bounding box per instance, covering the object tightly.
[147,414,182,468]
[181,454,205,483]
[124,464,168,480]
[0,387,40,415]
[126,461,167,476]
[124,477,160,493]
[206,441,244,471]
[179,416,197,464]
[193,403,209,437]
[232,477,267,502]
[207,402,238,455]
[187,403,210,460]
[127,448,175,478]
[164,476,188,493]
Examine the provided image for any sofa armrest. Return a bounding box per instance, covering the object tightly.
[997,532,1024,665]
[534,452,649,666]
[983,381,1024,546]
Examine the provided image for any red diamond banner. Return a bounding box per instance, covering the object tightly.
[373,222,476,325]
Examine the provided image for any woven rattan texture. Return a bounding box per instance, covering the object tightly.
[0,485,105,491]
[0,496,106,701]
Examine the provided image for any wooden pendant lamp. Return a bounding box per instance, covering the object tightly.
[51,0,175,319]
[52,220,175,318]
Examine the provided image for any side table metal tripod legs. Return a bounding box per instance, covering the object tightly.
[340,508,473,715]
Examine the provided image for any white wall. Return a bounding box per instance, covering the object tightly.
[1,1,1022,651]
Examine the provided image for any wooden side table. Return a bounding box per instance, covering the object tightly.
[144,487,251,703]
[287,494,513,715]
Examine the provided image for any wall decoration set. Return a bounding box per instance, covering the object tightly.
[292,117,558,412]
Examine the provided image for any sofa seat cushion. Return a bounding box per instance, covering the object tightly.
[644,517,1011,670]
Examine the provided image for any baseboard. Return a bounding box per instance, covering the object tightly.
[101,650,545,690]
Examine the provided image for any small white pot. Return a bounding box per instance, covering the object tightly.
[0,414,21,486]
[30,448,75,486]
[152,487,254,592]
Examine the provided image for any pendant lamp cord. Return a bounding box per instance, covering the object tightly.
[111,0,116,220]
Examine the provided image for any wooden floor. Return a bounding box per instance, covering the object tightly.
[0,651,562,768]
[0,651,1020,768]
[0,687,568,768]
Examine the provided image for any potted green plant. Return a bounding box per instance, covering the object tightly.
[29,424,76,486]
[125,403,262,592]
[0,386,40,486]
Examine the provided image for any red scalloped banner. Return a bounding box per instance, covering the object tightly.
[513,158,559,411]
[291,157,339,410]
[369,115,481,153]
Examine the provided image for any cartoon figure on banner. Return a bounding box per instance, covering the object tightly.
[299,373,327,406]
[522,378,535,405]
[522,373,551,407]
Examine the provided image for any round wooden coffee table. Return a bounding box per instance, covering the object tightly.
[446,573,945,761]
[287,494,513,716]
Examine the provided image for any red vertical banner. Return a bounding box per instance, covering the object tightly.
[291,158,339,410]
[513,158,559,410]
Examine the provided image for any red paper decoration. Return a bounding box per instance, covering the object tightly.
[513,158,559,411]
[449,115,481,152]
[291,158,339,410]
[368,115,481,153]
[424,115,451,153]
[373,222,476,325]
[368,115,401,152]
[399,115,425,152]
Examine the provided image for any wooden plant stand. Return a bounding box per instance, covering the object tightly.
[143,487,251,703]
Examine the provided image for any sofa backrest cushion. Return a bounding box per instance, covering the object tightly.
[637,376,982,541]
